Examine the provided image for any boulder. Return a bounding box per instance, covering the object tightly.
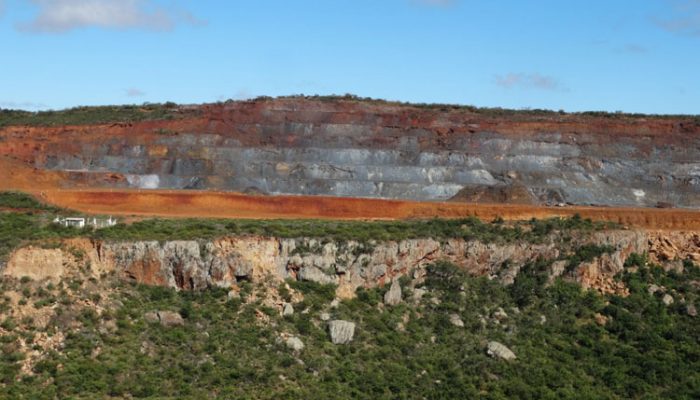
[384,280,402,306]
[449,314,465,328]
[99,320,118,335]
[285,336,305,351]
[687,304,697,317]
[157,311,184,327]
[328,320,356,344]
[594,313,608,326]
[320,312,331,321]
[662,294,674,306]
[648,284,661,295]
[282,303,294,316]
[412,288,427,303]
[487,341,516,360]
[144,311,160,324]
[493,307,508,321]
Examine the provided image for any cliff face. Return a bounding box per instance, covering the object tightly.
[7,230,696,297]
[1,98,699,208]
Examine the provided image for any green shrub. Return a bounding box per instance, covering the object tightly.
[289,280,336,308]
[0,103,190,128]
[1,259,698,399]
[0,192,58,211]
[565,244,616,273]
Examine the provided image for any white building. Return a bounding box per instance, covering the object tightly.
[53,216,117,229]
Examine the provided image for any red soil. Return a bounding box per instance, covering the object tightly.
[27,188,700,230]
[1,99,699,164]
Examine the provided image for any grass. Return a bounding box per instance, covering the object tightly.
[0,192,62,212]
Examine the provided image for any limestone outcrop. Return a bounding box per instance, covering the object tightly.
[3,230,699,298]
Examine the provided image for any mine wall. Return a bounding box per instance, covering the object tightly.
[1,99,699,208]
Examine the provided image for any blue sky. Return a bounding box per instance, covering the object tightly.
[0,0,698,114]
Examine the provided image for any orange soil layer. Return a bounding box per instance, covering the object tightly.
[30,189,700,230]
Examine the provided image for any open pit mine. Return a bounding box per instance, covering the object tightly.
[0,96,699,226]
[1,97,700,399]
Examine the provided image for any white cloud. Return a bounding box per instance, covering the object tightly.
[494,73,565,91]
[17,0,205,33]
[655,0,700,37]
[0,100,49,110]
[126,88,145,97]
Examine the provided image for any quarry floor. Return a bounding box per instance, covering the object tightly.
[18,188,700,230]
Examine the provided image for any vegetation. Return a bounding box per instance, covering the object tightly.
[0,192,697,398]
[0,257,697,399]
[0,192,61,212]
[0,210,614,263]
[0,191,619,264]
[0,192,78,260]
[0,212,80,262]
[257,94,700,119]
[0,102,191,127]
[92,214,616,244]
[2,96,697,128]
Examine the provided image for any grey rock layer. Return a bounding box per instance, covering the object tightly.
[36,124,700,207]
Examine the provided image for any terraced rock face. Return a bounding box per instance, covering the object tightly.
[1,98,699,207]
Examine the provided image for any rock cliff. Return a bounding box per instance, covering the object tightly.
[4,230,697,297]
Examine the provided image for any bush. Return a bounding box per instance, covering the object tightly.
[565,244,616,273]
[289,280,337,308]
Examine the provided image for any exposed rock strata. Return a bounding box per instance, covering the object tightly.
[2,98,698,207]
[4,247,64,281]
[4,230,698,297]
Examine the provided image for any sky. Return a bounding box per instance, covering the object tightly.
[0,0,698,114]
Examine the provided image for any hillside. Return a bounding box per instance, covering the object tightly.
[1,96,699,209]
[0,192,699,398]
[0,95,699,398]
